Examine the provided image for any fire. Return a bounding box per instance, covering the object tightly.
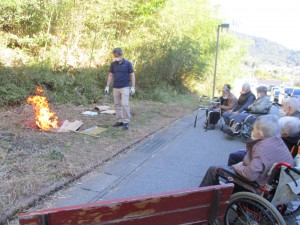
[27,86,59,131]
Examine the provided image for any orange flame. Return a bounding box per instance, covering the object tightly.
[27,86,59,131]
[36,86,43,93]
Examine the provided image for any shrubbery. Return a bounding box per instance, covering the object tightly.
[0,0,247,106]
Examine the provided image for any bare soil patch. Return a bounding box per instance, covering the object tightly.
[0,100,193,219]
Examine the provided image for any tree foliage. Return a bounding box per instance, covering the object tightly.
[0,0,247,105]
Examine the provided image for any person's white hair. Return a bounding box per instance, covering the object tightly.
[243,83,251,91]
[279,116,300,137]
[284,98,300,112]
[254,115,280,138]
[256,85,268,94]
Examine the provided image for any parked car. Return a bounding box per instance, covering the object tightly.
[278,87,294,104]
[291,88,300,99]
[271,90,281,102]
[268,84,276,92]
[284,87,294,96]
[270,87,279,96]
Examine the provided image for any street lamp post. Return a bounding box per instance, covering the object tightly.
[212,23,229,97]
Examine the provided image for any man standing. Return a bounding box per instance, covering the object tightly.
[105,48,136,130]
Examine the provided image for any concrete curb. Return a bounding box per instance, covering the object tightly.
[0,110,198,225]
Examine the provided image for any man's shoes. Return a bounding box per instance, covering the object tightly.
[223,126,235,137]
[233,123,242,135]
[123,123,129,130]
[207,124,215,130]
[113,122,124,127]
[233,130,241,136]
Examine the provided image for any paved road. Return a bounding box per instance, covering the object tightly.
[51,112,244,208]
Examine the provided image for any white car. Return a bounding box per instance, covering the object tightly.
[278,87,294,104]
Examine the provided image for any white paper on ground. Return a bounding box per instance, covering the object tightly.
[82,111,98,116]
[99,110,116,115]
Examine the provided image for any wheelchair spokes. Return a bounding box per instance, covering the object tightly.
[227,202,276,224]
[225,192,286,225]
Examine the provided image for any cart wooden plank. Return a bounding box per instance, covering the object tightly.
[19,184,233,225]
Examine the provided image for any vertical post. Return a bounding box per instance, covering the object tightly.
[212,25,221,98]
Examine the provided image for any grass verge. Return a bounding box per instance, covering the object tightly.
[0,95,197,223]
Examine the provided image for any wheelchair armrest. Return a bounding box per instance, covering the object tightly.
[248,111,268,115]
[243,108,251,113]
[218,166,260,188]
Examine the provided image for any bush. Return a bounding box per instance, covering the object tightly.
[0,0,246,106]
[0,65,108,106]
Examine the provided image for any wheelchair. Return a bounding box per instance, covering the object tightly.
[194,95,221,131]
[217,162,300,224]
[226,102,282,141]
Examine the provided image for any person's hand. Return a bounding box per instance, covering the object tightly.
[104,86,109,94]
[232,111,238,115]
[130,87,135,95]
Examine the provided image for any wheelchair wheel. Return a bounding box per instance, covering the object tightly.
[225,192,286,225]
[280,200,300,225]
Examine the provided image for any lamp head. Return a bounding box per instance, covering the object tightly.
[220,23,230,28]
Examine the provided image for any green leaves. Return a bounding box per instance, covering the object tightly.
[0,0,246,105]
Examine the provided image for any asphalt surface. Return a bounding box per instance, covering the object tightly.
[51,111,244,208]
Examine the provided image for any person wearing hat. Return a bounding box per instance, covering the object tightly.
[203,86,238,130]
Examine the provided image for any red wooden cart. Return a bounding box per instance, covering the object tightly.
[19,184,233,225]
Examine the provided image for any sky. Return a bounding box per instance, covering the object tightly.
[211,0,300,50]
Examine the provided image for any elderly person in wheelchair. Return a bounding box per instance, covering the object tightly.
[227,116,300,171]
[200,115,299,224]
[280,116,300,160]
[281,98,300,119]
[203,86,238,130]
[200,115,294,188]
[222,83,256,127]
[223,85,271,137]
[227,116,300,167]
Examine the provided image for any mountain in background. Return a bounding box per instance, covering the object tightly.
[236,33,300,67]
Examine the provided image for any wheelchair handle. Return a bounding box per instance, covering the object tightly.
[275,162,300,175]
[285,169,298,187]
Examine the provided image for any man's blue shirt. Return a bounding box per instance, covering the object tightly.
[109,59,134,88]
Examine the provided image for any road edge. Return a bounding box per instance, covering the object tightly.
[0,110,200,225]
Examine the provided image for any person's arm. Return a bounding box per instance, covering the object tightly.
[106,72,113,87]
[237,95,255,113]
[130,72,135,88]
[232,149,263,181]
[250,97,271,113]
[221,96,237,111]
